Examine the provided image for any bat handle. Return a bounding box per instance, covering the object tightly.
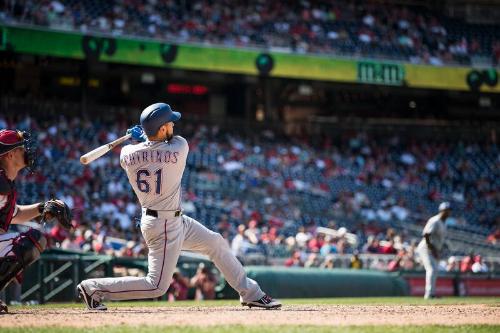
[80,133,132,165]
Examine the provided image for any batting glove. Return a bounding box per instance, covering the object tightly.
[127,125,147,142]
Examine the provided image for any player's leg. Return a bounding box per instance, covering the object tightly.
[0,229,47,291]
[0,229,46,313]
[428,255,439,298]
[181,215,281,309]
[0,298,7,313]
[78,216,183,307]
[418,247,436,299]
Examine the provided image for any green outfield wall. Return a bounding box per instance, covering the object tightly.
[218,266,409,298]
[12,251,500,303]
[2,25,499,93]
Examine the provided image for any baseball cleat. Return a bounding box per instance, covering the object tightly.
[242,294,282,309]
[0,299,8,313]
[77,284,107,311]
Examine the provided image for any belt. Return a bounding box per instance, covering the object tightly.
[145,208,182,218]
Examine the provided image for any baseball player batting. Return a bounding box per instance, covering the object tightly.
[77,103,281,310]
[417,201,450,299]
[0,129,72,313]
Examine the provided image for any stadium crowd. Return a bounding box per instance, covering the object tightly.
[1,110,498,273]
[1,0,499,65]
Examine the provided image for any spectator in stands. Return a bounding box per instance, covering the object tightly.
[167,270,189,301]
[492,40,500,66]
[400,249,416,270]
[380,239,398,255]
[307,233,326,253]
[460,253,474,273]
[471,255,489,273]
[295,226,312,248]
[49,223,70,245]
[216,214,231,235]
[0,109,497,273]
[93,234,113,255]
[244,219,261,245]
[117,240,137,258]
[304,253,322,268]
[320,236,338,256]
[261,226,281,246]
[284,250,305,267]
[61,233,81,251]
[362,235,381,254]
[335,238,350,255]
[133,239,149,257]
[387,251,404,272]
[320,255,335,269]
[369,258,387,271]
[445,256,459,272]
[486,226,500,245]
[349,251,363,269]
[190,264,217,301]
[1,1,497,66]
[231,224,250,259]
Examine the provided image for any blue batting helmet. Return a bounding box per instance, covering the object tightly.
[140,103,181,136]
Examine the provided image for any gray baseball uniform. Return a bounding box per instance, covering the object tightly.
[417,214,446,298]
[79,136,265,303]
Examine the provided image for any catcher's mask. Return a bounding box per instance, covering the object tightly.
[0,129,37,172]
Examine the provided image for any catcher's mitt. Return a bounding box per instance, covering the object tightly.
[39,199,73,230]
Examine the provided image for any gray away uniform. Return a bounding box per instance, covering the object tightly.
[417,214,446,298]
[80,136,265,303]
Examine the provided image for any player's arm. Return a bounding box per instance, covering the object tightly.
[171,135,189,155]
[121,126,145,169]
[119,145,130,170]
[13,200,73,229]
[127,125,147,143]
[423,233,439,259]
[10,203,43,224]
[0,178,42,225]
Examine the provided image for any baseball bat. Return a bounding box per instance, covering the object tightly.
[80,133,132,165]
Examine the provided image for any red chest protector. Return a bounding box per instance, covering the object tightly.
[0,169,17,232]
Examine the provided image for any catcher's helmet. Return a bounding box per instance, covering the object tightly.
[0,129,37,171]
[140,103,181,136]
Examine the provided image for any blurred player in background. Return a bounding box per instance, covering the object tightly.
[417,202,450,299]
[0,129,72,313]
[77,102,281,310]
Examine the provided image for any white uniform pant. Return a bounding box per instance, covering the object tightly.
[0,232,20,259]
[418,245,438,298]
[80,214,264,303]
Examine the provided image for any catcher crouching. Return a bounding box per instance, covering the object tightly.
[0,129,72,313]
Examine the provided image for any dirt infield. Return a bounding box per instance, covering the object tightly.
[1,304,499,327]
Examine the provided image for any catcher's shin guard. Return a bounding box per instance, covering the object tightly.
[0,256,21,291]
[0,299,7,313]
[0,229,47,291]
